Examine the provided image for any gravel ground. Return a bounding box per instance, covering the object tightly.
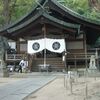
[24,76,100,100]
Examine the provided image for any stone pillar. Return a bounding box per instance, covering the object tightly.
[0,59,3,77]
[0,36,9,77]
[0,51,9,77]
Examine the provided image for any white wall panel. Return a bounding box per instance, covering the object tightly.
[67,41,83,49]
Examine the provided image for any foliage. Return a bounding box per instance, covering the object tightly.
[0,0,99,27]
[11,0,36,21]
[0,0,36,27]
[58,0,100,22]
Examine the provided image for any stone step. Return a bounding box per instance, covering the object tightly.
[32,57,64,72]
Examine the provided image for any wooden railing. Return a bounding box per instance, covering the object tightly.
[5,54,25,61]
[66,53,96,60]
[5,53,97,61]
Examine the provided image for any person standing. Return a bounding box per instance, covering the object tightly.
[18,60,25,73]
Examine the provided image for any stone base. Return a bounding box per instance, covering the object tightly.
[0,73,3,77]
[0,69,9,77]
[88,69,98,73]
[87,69,99,77]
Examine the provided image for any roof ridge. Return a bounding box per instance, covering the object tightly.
[52,0,100,25]
[7,11,80,33]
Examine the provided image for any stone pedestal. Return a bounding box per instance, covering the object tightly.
[88,55,97,74]
[0,36,9,77]
[0,60,3,77]
[0,51,9,77]
[0,60,9,77]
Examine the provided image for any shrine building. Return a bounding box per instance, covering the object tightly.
[0,0,100,72]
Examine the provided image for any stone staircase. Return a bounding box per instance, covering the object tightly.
[32,57,65,72]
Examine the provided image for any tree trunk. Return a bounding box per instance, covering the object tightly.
[2,0,11,25]
[88,0,100,11]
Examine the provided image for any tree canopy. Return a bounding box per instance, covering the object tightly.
[58,0,100,22]
[0,0,99,28]
[0,0,36,27]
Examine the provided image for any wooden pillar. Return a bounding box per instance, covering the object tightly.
[64,37,68,73]
[64,51,67,72]
[84,34,88,73]
[74,55,77,72]
[42,24,47,70]
[16,39,20,53]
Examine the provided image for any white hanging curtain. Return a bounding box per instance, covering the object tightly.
[27,38,66,54]
[27,39,45,54]
[46,38,66,53]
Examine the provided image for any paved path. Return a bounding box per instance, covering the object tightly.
[0,75,56,100]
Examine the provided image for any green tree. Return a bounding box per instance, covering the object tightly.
[0,0,36,27]
[0,0,100,27]
[58,0,100,22]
